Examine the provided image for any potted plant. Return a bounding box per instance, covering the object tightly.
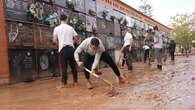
[75,19,86,34]
[66,0,75,10]
[68,16,77,27]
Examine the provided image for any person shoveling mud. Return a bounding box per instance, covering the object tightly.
[74,35,128,96]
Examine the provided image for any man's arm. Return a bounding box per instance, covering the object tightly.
[121,33,127,52]
[92,39,105,70]
[154,36,159,44]
[129,33,133,51]
[74,39,88,65]
[91,52,102,70]
[74,45,82,64]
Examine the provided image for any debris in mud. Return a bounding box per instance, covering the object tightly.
[106,87,119,97]
[171,72,175,74]
[90,92,96,97]
[143,93,162,101]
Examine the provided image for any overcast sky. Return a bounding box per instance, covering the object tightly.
[121,0,195,26]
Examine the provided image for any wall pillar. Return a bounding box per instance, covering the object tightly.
[0,0,10,85]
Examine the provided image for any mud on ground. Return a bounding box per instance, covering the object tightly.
[0,56,195,110]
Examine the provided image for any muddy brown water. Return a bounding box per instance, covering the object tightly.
[0,56,195,110]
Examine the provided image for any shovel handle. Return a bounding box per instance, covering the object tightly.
[84,67,113,87]
[84,68,100,78]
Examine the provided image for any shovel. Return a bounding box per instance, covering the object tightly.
[84,67,118,97]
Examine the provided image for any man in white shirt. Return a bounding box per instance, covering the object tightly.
[53,14,78,87]
[120,28,134,71]
[153,26,163,70]
[74,35,128,89]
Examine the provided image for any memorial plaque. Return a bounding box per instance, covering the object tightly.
[106,21,114,36]
[9,50,35,83]
[86,16,97,32]
[34,26,53,48]
[48,49,59,77]
[7,22,22,47]
[105,36,122,50]
[22,50,35,82]
[44,27,54,48]
[39,54,49,71]
[97,18,107,34]
[98,34,106,47]
[34,26,42,48]
[36,50,59,78]
[5,0,33,20]
[74,0,85,13]
[41,27,51,48]
[114,23,121,37]
[23,51,33,70]
[85,0,96,15]
[79,13,86,23]
[55,0,66,7]
[7,22,33,47]
[9,50,23,83]
[20,24,33,46]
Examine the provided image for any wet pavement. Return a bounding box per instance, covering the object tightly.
[0,56,195,110]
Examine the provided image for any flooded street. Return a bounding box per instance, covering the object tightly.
[0,56,195,110]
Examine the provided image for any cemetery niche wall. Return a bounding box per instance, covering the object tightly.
[3,0,152,83]
[4,0,81,83]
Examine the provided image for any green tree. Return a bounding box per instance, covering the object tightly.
[170,14,195,55]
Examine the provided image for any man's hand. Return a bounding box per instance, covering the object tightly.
[129,46,132,52]
[77,61,84,68]
[120,47,124,53]
[91,69,96,74]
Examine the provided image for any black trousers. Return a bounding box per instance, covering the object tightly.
[123,46,133,70]
[59,46,78,84]
[122,52,126,67]
[144,49,150,63]
[83,51,121,80]
[170,51,175,61]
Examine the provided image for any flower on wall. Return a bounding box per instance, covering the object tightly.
[110,15,115,22]
[89,9,96,17]
[102,11,108,20]
[66,0,75,10]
